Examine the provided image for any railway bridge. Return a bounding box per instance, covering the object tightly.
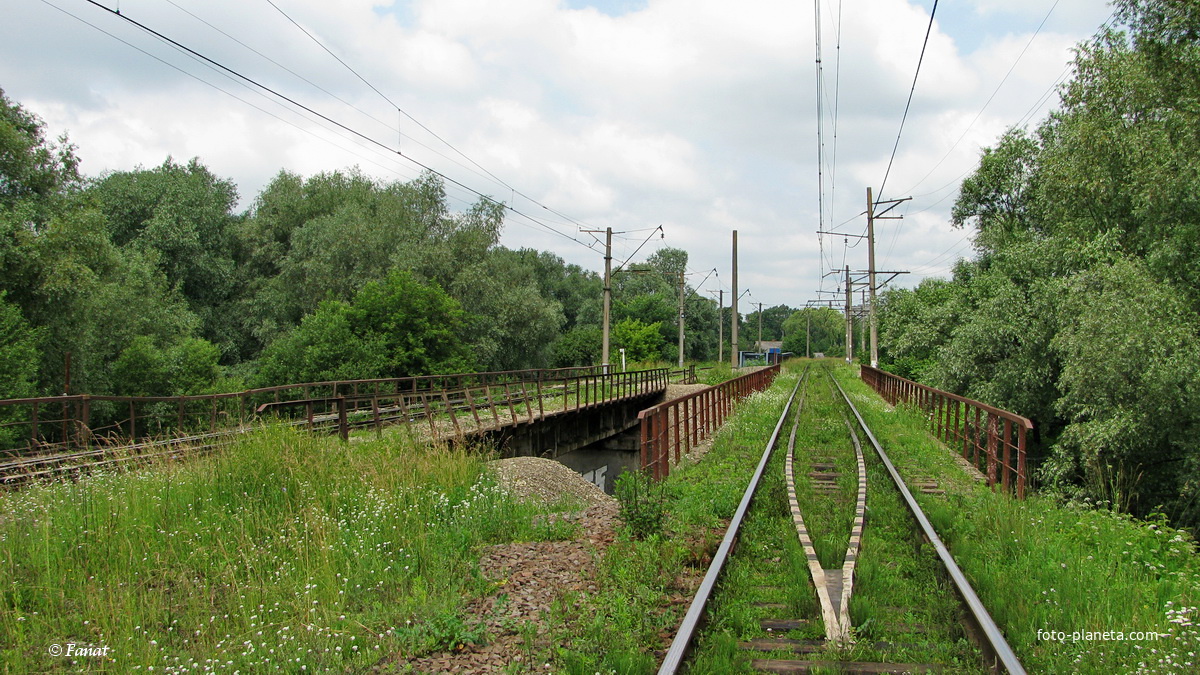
[0,365,778,493]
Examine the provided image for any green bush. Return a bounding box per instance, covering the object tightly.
[614,469,667,540]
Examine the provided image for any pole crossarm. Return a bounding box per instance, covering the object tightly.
[816,229,869,239]
[873,196,912,219]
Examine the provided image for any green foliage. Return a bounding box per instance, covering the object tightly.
[0,87,80,224]
[0,87,735,440]
[89,159,240,359]
[0,292,38,400]
[611,318,665,363]
[448,248,564,371]
[645,246,688,279]
[744,304,796,343]
[552,326,601,368]
[781,307,844,358]
[0,292,39,447]
[256,271,471,386]
[876,0,1200,528]
[614,469,667,540]
[350,269,473,375]
[1047,257,1200,518]
[235,170,563,371]
[111,336,221,397]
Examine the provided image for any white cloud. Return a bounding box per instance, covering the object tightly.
[0,0,1116,307]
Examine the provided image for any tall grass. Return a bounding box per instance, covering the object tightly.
[830,364,1200,673]
[543,372,802,674]
[0,425,572,673]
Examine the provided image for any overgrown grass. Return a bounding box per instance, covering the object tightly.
[539,371,802,673]
[789,372,856,569]
[0,425,575,673]
[685,364,982,673]
[830,364,1200,673]
[696,362,735,386]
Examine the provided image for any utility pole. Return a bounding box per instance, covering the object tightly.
[583,227,614,372]
[731,230,739,369]
[844,265,853,364]
[603,227,612,372]
[859,293,866,357]
[867,187,878,368]
[710,289,724,364]
[865,188,911,368]
[806,311,811,358]
[755,302,764,352]
[677,271,686,368]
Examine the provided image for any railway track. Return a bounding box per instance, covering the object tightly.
[659,362,1025,674]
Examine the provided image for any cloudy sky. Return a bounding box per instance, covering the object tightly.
[4,0,1115,309]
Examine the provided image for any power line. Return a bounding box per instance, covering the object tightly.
[878,0,939,201]
[77,0,597,252]
[612,226,666,273]
[883,8,1120,273]
[827,0,844,229]
[813,0,826,236]
[169,0,574,218]
[39,0,436,192]
[264,0,602,235]
[899,0,1061,196]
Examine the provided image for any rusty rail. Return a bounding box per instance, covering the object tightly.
[0,366,669,481]
[638,364,780,480]
[859,365,1031,498]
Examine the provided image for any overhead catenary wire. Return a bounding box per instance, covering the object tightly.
[56,4,566,246]
[264,0,603,235]
[878,0,939,202]
[36,0,445,193]
[899,0,1062,197]
[612,226,666,274]
[77,0,599,252]
[167,0,561,219]
[887,9,1120,275]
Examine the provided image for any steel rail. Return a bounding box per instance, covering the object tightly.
[657,366,807,674]
[827,367,1026,674]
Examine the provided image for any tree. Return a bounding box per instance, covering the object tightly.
[782,308,844,358]
[255,270,472,386]
[744,304,796,344]
[255,300,387,386]
[0,87,80,226]
[90,159,240,358]
[612,318,665,363]
[552,327,602,368]
[0,292,38,447]
[646,247,688,279]
[0,292,38,400]
[349,269,473,376]
[1048,257,1200,521]
[951,128,1042,257]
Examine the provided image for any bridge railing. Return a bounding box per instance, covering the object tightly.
[0,367,670,478]
[639,364,780,480]
[859,365,1032,498]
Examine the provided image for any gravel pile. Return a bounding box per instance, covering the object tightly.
[488,456,615,509]
[665,383,710,400]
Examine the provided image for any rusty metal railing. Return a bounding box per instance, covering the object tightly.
[859,365,1032,498]
[638,364,780,480]
[0,366,670,481]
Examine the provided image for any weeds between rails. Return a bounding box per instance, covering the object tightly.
[677,361,1000,674]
